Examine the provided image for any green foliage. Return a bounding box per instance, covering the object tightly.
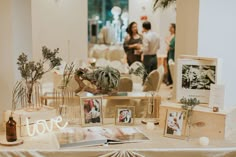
[94,66,120,92]
[180,97,200,119]
[129,62,151,86]
[17,46,62,82]
[129,62,147,79]
[153,0,176,11]
[75,66,120,94]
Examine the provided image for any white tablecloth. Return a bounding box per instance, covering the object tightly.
[1,125,236,157]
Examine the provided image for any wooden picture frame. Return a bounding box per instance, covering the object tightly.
[80,96,103,126]
[164,109,187,139]
[115,106,135,125]
[176,55,222,104]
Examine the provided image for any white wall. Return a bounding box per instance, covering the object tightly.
[198,0,236,107]
[159,5,176,57]
[0,0,14,126]
[0,0,32,125]
[12,0,32,79]
[129,0,160,35]
[171,0,200,100]
[175,0,199,58]
[129,0,176,56]
[31,0,87,63]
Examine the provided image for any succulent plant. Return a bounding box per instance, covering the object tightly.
[75,66,120,94]
[94,66,120,93]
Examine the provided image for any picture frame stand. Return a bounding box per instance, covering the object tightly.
[141,91,159,125]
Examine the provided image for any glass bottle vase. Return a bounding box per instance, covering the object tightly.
[6,116,17,142]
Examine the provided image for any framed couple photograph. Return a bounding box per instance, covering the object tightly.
[176,55,222,104]
[164,109,187,139]
[80,96,103,126]
[115,106,135,125]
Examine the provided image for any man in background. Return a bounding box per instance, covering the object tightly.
[140,21,160,83]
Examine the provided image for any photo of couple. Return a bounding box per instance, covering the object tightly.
[118,109,132,123]
[165,110,186,137]
[82,97,102,125]
[116,106,135,125]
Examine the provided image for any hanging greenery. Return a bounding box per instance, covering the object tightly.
[153,0,176,11]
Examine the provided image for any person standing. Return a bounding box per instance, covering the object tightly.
[123,22,142,66]
[166,23,176,86]
[140,21,160,83]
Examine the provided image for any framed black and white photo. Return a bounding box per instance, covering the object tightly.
[115,106,135,125]
[164,109,187,139]
[80,96,103,126]
[176,55,222,104]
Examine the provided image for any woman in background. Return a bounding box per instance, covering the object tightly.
[165,23,176,86]
[123,22,142,66]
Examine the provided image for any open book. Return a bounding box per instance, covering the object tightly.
[55,126,149,148]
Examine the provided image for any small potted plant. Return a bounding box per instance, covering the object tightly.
[17,46,62,110]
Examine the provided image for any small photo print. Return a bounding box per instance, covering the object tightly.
[181,64,216,90]
[164,109,187,139]
[80,96,103,126]
[115,106,135,125]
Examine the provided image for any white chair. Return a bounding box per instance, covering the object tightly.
[118,77,133,92]
[96,58,109,67]
[168,59,175,85]
[142,65,164,92]
[109,60,122,70]
[129,61,143,70]
[156,65,165,92]
[89,44,108,59]
[129,61,144,84]
[107,45,125,61]
[142,70,159,92]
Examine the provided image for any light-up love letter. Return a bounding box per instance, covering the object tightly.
[25,116,68,136]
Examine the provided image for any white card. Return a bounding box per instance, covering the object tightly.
[209,84,225,109]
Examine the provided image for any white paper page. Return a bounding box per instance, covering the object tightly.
[209,84,225,109]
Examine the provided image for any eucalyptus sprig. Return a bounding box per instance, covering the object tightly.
[180,97,200,119]
[17,46,62,104]
[60,62,75,88]
[17,46,62,83]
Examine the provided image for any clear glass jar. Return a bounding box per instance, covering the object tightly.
[22,81,42,111]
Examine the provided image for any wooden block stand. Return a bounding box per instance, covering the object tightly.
[159,102,236,139]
